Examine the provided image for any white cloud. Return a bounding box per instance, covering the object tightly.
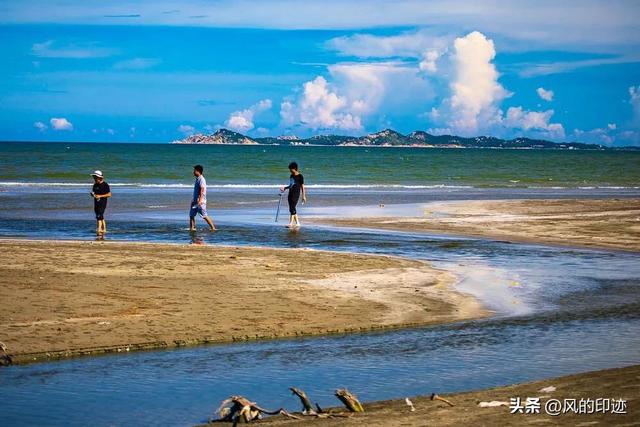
[8,1,640,54]
[327,30,448,59]
[536,87,554,101]
[177,124,195,135]
[326,30,447,75]
[50,117,73,131]
[280,61,433,132]
[224,99,272,132]
[574,127,615,145]
[31,40,116,58]
[113,57,160,70]
[280,76,360,131]
[504,107,565,138]
[419,50,441,73]
[443,31,510,135]
[33,121,48,132]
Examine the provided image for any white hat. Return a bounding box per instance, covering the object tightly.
[91,170,104,178]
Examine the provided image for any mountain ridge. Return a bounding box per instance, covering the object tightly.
[172,128,615,150]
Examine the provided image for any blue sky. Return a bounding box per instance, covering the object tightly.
[0,0,639,145]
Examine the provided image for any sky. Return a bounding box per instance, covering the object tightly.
[0,0,639,145]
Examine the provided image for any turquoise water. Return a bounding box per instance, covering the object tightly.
[1,142,639,188]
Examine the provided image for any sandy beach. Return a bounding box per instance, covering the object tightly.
[0,239,485,364]
[314,198,640,252]
[250,364,639,426]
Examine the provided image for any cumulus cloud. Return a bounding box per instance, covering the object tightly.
[177,124,195,135]
[504,107,565,138]
[536,87,554,101]
[421,31,570,140]
[225,99,272,132]
[280,62,433,132]
[33,121,47,132]
[280,76,360,131]
[50,117,73,131]
[443,31,510,135]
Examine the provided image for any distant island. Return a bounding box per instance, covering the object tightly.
[172,128,614,150]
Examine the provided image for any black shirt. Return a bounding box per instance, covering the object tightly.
[93,182,110,205]
[289,173,304,190]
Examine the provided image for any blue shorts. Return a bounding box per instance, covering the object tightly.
[189,203,208,218]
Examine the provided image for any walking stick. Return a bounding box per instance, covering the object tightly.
[275,192,283,222]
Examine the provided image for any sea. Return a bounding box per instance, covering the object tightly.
[1,142,640,243]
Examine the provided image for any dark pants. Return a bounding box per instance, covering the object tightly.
[94,200,107,220]
[288,187,300,215]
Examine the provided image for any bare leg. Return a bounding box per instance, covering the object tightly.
[293,214,301,227]
[189,217,196,231]
[287,214,294,228]
[204,216,216,231]
[96,220,101,235]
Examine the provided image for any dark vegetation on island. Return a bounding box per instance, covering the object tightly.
[173,128,636,150]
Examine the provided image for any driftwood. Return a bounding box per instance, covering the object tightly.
[431,393,454,407]
[0,341,12,366]
[210,388,364,424]
[335,388,365,412]
[212,395,300,425]
[290,387,353,419]
[290,387,316,414]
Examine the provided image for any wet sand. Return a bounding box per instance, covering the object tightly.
[315,198,640,252]
[250,364,639,426]
[0,239,485,364]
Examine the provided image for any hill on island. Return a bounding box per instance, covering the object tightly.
[172,128,606,150]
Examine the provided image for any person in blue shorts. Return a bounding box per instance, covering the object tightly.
[189,165,216,231]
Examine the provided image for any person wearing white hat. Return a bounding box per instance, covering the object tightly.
[90,170,111,235]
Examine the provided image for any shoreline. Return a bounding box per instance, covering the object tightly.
[0,239,487,365]
[312,198,640,253]
[244,364,639,426]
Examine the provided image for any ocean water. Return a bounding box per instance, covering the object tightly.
[1,142,640,188]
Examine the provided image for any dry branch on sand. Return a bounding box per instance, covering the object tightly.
[335,388,365,412]
[0,341,12,366]
[289,387,316,414]
[211,395,300,425]
[431,393,455,407]
[211,387,364,424]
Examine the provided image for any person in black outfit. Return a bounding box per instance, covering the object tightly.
[90,170,112,235]
[280,162,306,228]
